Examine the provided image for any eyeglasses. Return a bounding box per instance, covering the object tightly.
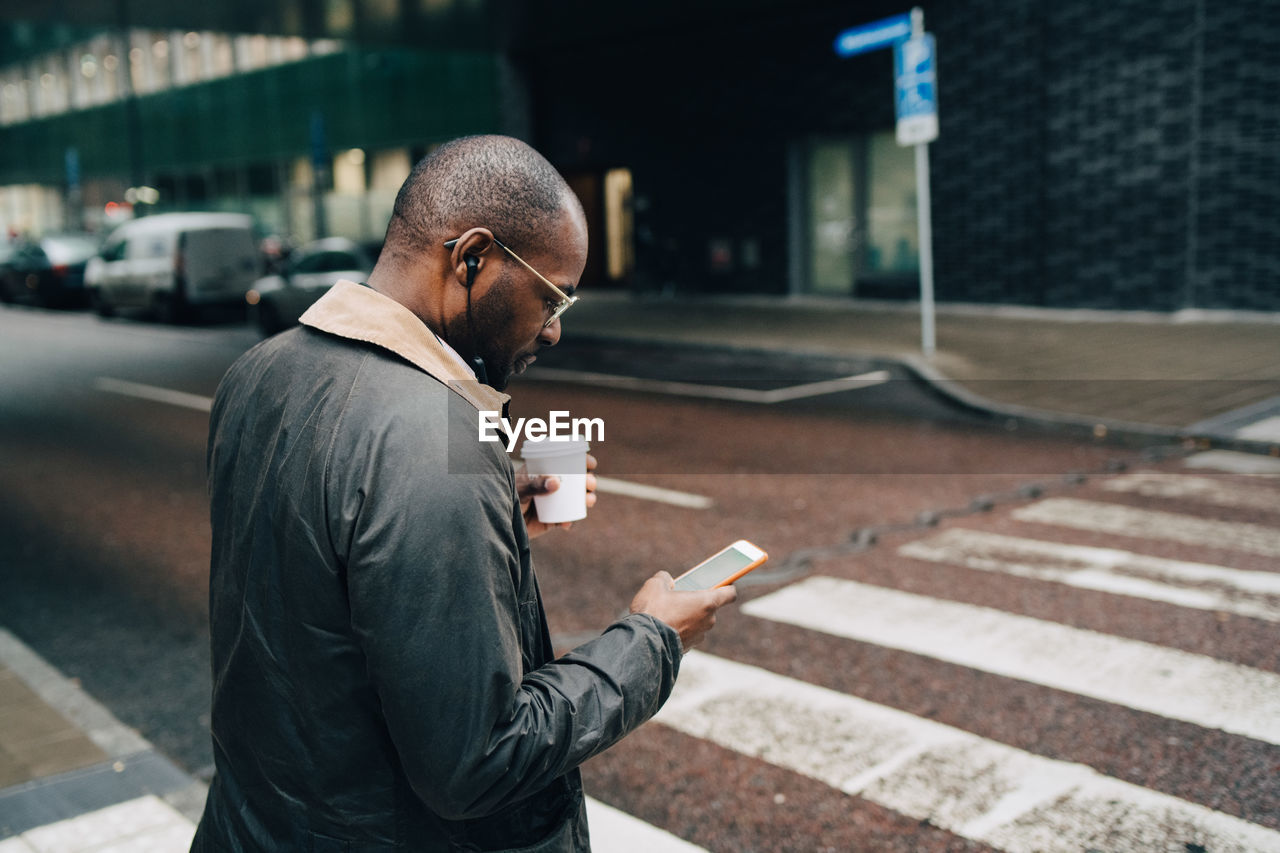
[444,234,579,328]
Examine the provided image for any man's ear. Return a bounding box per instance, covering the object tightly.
[447,228,496,290]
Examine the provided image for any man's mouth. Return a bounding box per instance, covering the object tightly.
[513,354,537,375]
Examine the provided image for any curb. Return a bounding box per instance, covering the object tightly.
[895,353,1280,456]
[557,331,1280,457]
[0,629,206,838]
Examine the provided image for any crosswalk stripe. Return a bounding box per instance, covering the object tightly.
[740,577,1280,745]
[898,528,1280,622]
[1103,471,1280,511]
[1012,497,1280,558]
[13,796,195,852]
[1183,450,1280,476]
[656,652,1280,853]
[585,798,708,852]
[0,796,705,853]
[1236,415,1280,442]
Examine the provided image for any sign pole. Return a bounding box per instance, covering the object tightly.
[836,7,939,358]
[910,7,935,358]
[915,140,935,358]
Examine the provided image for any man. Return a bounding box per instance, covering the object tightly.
[193,135,736,851]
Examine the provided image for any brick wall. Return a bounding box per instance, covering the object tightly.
[530,0,1279,310]
[932,0,1280,310]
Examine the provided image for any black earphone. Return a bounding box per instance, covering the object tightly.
[444,239,491,385]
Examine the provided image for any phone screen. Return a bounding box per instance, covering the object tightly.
[674,547,757,591]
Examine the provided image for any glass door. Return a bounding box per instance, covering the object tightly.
[805,140,858,295]
[797,132,918,297]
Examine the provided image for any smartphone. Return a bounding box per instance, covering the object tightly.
[673,540,768,591]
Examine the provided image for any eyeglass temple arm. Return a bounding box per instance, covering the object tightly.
[446,236,576,303]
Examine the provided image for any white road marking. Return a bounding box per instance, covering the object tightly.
[1103,470,1280,511]
[657,652,1280,853]
[527,367,890,404]
[93,377,213,412]
[755,371,891,403]
[1237,415,1280,442]
[92,377,712,513]
[1183,450,1280,475]
[1012,498,1280,558]
[898,528,1280,622]
[2,785,699,852]
[585,798,708,852]
[17,796,194,852]
[741,576,1280,745]
[594,476,714,509]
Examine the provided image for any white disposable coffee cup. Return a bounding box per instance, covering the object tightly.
[520,437,590,523]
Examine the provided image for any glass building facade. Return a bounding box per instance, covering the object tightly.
[0,30,508,245]
[2,0,1277,311]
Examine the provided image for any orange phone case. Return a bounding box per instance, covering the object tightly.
[673,541,769,590]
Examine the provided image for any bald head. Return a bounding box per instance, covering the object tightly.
[367,135,587,387]
[383,135,581,261]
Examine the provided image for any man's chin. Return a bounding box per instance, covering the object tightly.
[504,354,538,385]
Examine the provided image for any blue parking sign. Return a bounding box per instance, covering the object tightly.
[893,34,938,145]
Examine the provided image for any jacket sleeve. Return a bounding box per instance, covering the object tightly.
[329,388,681,821]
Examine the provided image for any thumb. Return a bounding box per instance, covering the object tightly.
[712,585,739,606]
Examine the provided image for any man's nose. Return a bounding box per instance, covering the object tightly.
[537,316,561,347]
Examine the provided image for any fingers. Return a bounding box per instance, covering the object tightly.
[521,475,559,496]
[518,459,597,494]
[627,573,738,650]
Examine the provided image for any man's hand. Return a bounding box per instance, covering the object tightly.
[629,571,738,651]
[517,454,597,538]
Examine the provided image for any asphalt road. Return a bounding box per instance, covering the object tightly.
[1,305,1276,851]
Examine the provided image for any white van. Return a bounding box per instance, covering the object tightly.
[86,213,260,322]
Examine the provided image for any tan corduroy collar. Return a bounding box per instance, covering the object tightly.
[299,280,510,413]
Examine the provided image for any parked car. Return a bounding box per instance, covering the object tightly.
[246,237,373,336]
[0,241,16,300]
[86,212,260,323]
[0,233,100,308]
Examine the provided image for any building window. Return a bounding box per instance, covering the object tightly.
[0,74,30,124]
[333,148,367,195]
[0,29,324,124]
[603,168,635,281]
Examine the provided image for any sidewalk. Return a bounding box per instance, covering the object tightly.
[562,292,1280,448]
[0,630,203,852]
